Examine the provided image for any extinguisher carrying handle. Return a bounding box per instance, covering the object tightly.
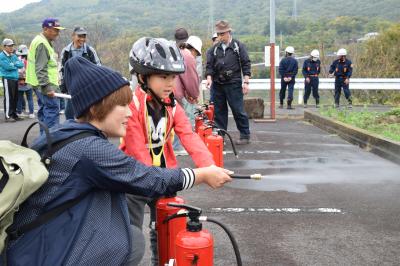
[167,203,202,219]
[163,210,189,224]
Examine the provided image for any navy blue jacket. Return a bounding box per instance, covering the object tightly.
[6,120,193,265]
[302,58,321,77]
[205,39,251,84]
[329,58,353,78]
[279,56,298,78]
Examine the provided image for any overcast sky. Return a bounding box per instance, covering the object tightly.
[0,0,41,13]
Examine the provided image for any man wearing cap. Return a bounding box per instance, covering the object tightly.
[60,26,101,119]
[0,38,24,122]
[205,20,251,145]
[26,18,65,132]
[173,28,201,154]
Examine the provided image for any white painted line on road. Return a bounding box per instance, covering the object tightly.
[209,207,343,214]
[223,150,281,155]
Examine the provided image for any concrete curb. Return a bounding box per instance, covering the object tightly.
[304,110,400,165]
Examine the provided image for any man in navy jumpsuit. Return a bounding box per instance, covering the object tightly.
[302,49,321,108]
[279,46,298,109]
[329,48,353,108]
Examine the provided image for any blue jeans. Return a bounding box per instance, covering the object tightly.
[34,89,60,134]
[17,87,34,114]
[213,82,250,139]
[65,99,75,120]
[334,77,351,105]
[280,78,295,103]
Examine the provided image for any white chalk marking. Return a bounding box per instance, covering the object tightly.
[209,207,343,214]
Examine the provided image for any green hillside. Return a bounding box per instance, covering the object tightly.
[0,0,399,41]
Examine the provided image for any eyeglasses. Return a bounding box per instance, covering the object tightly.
[217,32,227,36]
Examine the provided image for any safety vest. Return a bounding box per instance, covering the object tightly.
[26,34,59,87]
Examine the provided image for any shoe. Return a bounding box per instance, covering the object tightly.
[5,117,16,122]
[13,116,24,121]
[316,104,320,108]
[278,104,283,109]
[18,112,28,118]
[29,113,35,119]
[235,138,250,145]
[287,105,295,110]
[303,103,307,108]
[347,104,352,109]
[59,109,65,114]
[175,150,188,156]
[334,104,340,109]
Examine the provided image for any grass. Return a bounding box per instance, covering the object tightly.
[319,107,400,142]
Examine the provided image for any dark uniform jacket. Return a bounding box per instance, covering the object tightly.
[302,58,321,77]
[205,39,251,85]
[329,58,353,78]
[279,56,298,78]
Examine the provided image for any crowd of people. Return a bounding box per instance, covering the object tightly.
[0,17,354,265]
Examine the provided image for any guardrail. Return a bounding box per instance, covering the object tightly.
[201,78,400,91]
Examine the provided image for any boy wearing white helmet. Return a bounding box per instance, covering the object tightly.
[122,37,219,265]
[278,46,298,109]
[302,49,321,108]
[329,48,353,108]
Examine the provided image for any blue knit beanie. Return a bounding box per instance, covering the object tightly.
[64,57,130,117]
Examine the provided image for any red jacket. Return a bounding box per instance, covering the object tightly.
[120,86,214,168]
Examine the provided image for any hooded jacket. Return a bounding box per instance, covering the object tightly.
[5,120,194,265]
[120,86,214,168]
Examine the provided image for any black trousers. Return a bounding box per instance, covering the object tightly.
[2,78,19,119]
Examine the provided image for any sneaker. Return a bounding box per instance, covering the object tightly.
[287,105,295,110]
[59,109,65,114]
[303,104,307,108]
[334,104,340,109]
[28,113,35,119]
[175,150,188,156]
[316,104,320,108]
[278,104,283,109]
[347,103,352,109]
[235,138,250,145]
[18,112,28,118]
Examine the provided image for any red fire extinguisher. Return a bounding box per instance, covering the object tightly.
[166,203,243,266]
[205,133,224,167]
[203,104,214,122]
[156,196,187,266]
[169,203,213,266]
[208,102,214,121]
[198,124,213,143]
[195,115,204,134]
[205,129,239,168]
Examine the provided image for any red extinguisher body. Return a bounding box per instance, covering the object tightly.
[205,134,224,167]
[156,196,186,266]
[204,109,213,122]
[195,116,203,134]
[175,230,214,266]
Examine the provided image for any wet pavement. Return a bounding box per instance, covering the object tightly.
[1,107,400,265]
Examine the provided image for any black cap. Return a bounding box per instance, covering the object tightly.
[174,27,189,45]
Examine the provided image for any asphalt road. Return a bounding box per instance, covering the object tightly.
[1,110,399,265]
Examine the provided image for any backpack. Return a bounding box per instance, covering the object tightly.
[0,122,95,254]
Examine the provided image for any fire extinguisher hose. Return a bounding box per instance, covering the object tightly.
[215,128,238,158]
[202,217,243,266]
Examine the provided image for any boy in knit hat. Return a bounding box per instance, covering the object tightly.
[5,56,231,266]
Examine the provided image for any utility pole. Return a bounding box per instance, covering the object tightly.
[208,0,214,37]
[270,0,276,120]
[293,0,298,21]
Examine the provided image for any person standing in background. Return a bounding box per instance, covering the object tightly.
[60,26,101,120]
[0,38,24,122]
[16,44,35,118]
[278,46,298,110]
[329,48,353,108]
[26,18,65,132]
[302,49,321,108]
